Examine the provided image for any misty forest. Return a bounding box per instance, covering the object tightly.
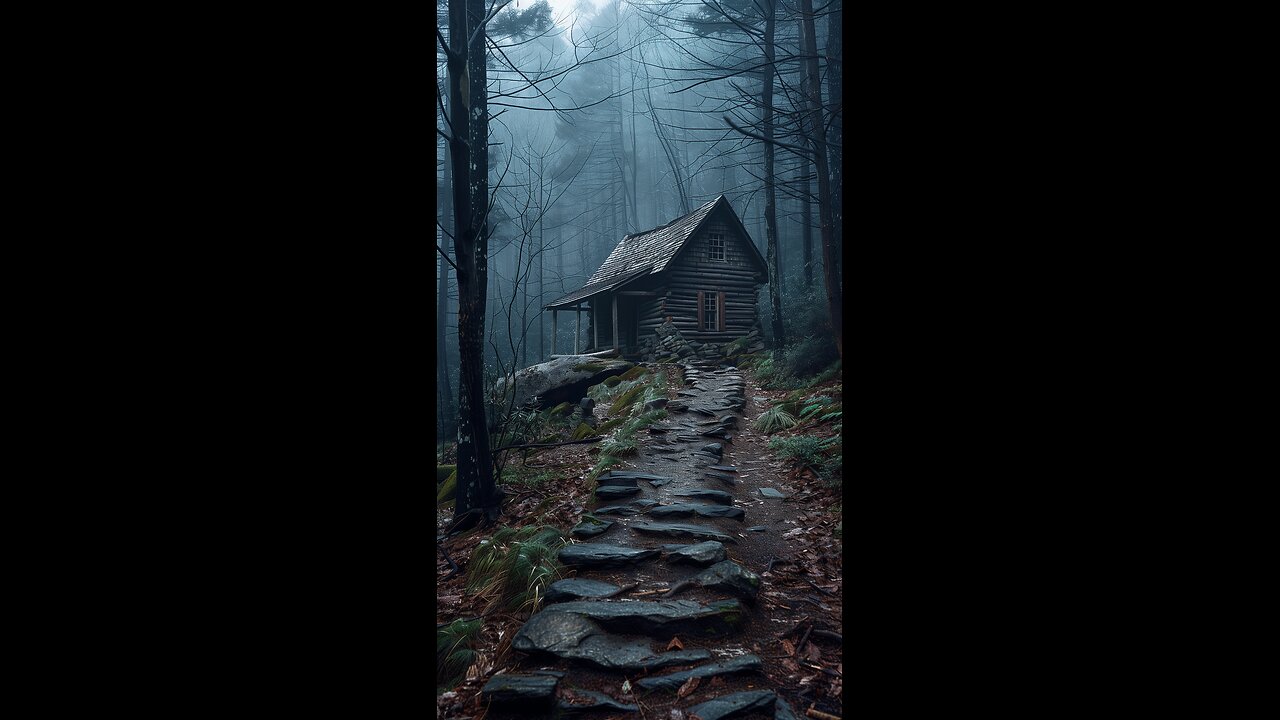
[437,1,843,716]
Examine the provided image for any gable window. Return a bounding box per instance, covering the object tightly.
[708,233,725,261]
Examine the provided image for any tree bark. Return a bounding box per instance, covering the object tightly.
[452,0,497,527]
[799,0,842,359]
[826,0,843,287]
[801,157,813,289]
[762,0,785,348]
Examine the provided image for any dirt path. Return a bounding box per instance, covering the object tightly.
[468,361,843,719]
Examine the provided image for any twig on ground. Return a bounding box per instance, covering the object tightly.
[804,578,835,596]
[804,707,841,720]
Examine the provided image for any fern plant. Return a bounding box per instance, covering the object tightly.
[754,404,798,434]
[437,618,481,691]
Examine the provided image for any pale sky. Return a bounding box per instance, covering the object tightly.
[541,0,611,30]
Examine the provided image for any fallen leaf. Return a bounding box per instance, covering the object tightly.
[804,644,822,662]
[666,636,685,651]
[677,676,701,698]
[782,639,796,656]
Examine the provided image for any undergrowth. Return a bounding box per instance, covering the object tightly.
[437,618,481,692]
[466,525,566,614]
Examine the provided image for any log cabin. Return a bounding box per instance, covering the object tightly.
[544,195,767,358]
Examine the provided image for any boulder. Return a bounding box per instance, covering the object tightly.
[559,543,660,568]
[512,611,711,672]
[662,541,728,566]
[489,356,632,417]
[570,517,614,538]
[631,522,736,543]
[544,578,621,604]
[539,598,747,637]
[682,561,762,602]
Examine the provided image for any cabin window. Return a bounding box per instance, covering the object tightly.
[707,233,725,261]
[703,292,718,330]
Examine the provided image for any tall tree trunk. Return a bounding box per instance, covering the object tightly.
[452,0,497,528]
[437,134,455,438]
[826,0,843,286]
[801,157,813,289]
[799,0,842,359]
[763,0,784,348]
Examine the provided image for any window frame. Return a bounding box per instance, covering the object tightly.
[703,291,718,331]
[707,232,726,261]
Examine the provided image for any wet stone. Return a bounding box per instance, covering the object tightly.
[682,561,762,603]
[649,503,745,521]
[632,499,660,508]
[481,673,559,706]
[632,522,736,543]
[545,578,621,604]
[571,517,614,537]
[774,697,801,720]
[649,478,672,487]
[703,471,737,482]
[541,598,747,638]
[745,526,768,532]
[662,541,728,566]
[676,490,734,505]
[594,505,640,516]
[513,611,712,671]
[707,465,737,473]
[758,487,786,499]
[559,543,660,568]
[700,443,724,456]
[596,486,641,500]
[597,475,640,488]
[685,690,777,720]
[635,654,763,691]
[558,689,640,714]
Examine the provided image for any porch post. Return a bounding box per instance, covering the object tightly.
[551,310,558,356]
[593,301,599,350]
[612,294,619,351]
[575,306,581,354]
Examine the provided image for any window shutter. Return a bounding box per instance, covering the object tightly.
[697,291,705,330]
[717,291,726,332]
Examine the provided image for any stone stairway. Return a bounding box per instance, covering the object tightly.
[480,361,805,719]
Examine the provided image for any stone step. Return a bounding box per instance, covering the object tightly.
[596,475,640,488]
[595,486,641,500]
[685,690,777,720]
[707,465,738,473]
[649,503,745,521]
[675,489,734,505]
[545,578,622,604]
[593,505,639,516]
[635,654,762,691]
[558,689,639,715]
[571,517,614,538]
[668,561,762,602]
[512,611,712,672]
[523,598,747,639]
[480,674,558,707]
[661,541,728,566]
[559,543,660,568]
[631,521,736,543]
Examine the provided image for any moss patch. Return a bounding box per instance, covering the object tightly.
[549,402,573,417]
[436,470,457,503]
[571,422,597,440]
[573,361,611,373]
[437,465,456,483]
[596,417,626,435]
[618,366,649,381]
[603,375,621,387]
[609,383,646,415]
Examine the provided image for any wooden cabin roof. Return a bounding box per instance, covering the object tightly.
[545,195,766,309]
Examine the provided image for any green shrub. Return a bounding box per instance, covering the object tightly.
[601,435,637,456]
[623,409,668,435]
[596,417,626,435]
[609,383,646,415]
[437,465,456,483]
[588,453,621,482]
[769,435,826,467]
[782,335,839,382]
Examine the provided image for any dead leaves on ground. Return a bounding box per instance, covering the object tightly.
[677,676,701,698]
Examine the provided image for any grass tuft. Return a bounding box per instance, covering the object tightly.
[754,405,798,434]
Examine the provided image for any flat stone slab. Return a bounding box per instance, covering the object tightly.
[648,478,672,487]
[635,654,763,691]
[558,689,639,714]
[545,578,621,604]
[758,487,786,499]
[596,475,640,488]
[596,486,642,499]
[631,499,660,508]
[512,611,711,671]
[662,541,728,566]
[745,526,768,532]
[601,472,675,482]
[631,522,736,543]
[703,471,738,482]
[559,543,660,568]
[685,690,777,720]
[594,505,640,516]
[707,465,737,473]
[676,490,734,505]
[571,517,614,538]
[649,503,745,521]
[542,598,747,638]
[679,561,762,602]
[481,673,559,705]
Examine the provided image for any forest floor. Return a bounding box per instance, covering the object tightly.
[437,362,843,719]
